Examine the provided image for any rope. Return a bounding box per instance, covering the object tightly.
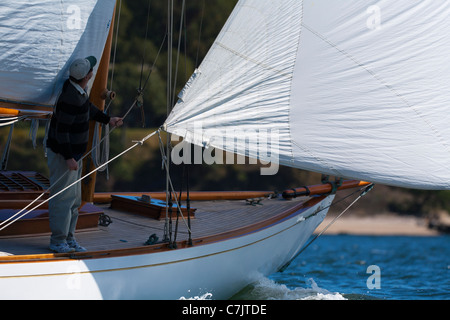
[278,183,374,272]
[0,130,159,232]
[0,116,26,127]
[0,98,146,231]
[92,122,110,175]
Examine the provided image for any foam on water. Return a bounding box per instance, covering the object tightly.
[178,277,346,300]
[234,277,346,300]
[179,292,213,300]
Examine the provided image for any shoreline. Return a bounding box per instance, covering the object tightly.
[315,214,442,237]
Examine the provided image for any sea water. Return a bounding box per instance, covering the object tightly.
[231,235,450,300]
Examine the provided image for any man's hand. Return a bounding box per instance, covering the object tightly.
[109,117,124,128]
[66,158,79,171]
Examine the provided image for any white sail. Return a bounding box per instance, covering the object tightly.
[165,0,450,190]
[0,0,116,108]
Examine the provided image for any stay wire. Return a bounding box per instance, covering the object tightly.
[157,131,193,240]
[195,0,205,68]
[140,33,168,97]
[109,0,122,93]
[278,183,375,272]
[171,0,186,110]
[139,0,153,92]
[169,0,189,246]
[164,0,174,244]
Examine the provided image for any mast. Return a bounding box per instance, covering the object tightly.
[81,4,116,203]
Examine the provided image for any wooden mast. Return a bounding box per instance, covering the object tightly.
[81,4,116,203]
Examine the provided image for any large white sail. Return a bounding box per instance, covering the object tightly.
[0,0,116,108]
[165,0,450,190]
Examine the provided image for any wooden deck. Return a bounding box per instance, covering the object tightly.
[0,196,309,257]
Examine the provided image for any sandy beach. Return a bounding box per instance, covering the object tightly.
[315,214,440,236]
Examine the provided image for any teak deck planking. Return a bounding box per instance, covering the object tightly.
[0,196,309,257]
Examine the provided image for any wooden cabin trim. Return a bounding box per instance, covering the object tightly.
[93,191,275,203]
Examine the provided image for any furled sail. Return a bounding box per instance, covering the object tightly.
[0,0,116,115]
[165,0,450,190]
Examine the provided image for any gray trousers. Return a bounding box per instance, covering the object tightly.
[47,149,82,245]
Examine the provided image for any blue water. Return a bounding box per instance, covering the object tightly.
[233,235,450,300]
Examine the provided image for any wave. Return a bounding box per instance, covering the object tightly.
[179,292,214,300]
[232,277,347,300]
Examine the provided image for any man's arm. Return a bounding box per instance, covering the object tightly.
[89,103,123,128]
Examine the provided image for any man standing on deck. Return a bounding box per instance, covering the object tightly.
[46,56,123,253]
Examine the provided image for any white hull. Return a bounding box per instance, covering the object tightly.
[0,195,333,300]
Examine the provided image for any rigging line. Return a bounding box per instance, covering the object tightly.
[109,0,122,93]
[185,163,192,245]
[183,5,188,80]
[139,0,153,91]
[0,98,139,229]
[0,116,26,127]
[158,130,170,242]
[165,0,174,244]
[133,3,168,96]
[140,32,168,95]
[0,130,159,233]
[167,0,174,113]
[0,120,18,127]
[171,0,187,110]
[162,156,193,236]
[278,183,375,273]
[195,0,206,68]
[0,116,19,121]
[173,163,185,245]
[157,130,192,236]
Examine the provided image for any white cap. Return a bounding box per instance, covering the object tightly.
[69,56,97,80]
